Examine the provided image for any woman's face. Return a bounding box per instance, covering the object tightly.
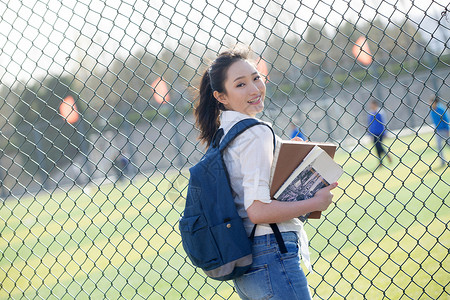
[214,59,266,117]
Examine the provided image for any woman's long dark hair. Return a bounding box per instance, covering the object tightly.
[194,47,251,146]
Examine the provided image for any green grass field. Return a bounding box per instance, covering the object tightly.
[0,132,448,299]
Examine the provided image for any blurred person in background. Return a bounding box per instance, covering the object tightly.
[289,121,306,140]
[367,98,392,167]
[113,152,130,182]
[429,96,449,167]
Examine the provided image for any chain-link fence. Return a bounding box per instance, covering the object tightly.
[1,0,449,299]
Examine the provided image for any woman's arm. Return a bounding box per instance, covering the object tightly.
[246,182,338,224]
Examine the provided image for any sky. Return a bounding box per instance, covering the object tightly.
[0,0,448,87]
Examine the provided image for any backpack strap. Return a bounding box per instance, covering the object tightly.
[211,128,225,149]
[270,223,287,253]
[217,118,287,254]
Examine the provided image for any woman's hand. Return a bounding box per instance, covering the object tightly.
[312,182,338,211]
[291,136,304,142]
[247,182,338,224]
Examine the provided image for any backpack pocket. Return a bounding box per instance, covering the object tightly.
[210,217,252,262]
[179,215,220,268]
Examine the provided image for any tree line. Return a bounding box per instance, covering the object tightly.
[0,15,447,176]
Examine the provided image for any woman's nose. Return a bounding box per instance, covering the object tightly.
[250,82,262,94]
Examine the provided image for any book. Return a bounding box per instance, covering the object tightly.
[269,141,343,220]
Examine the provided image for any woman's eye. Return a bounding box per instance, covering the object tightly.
[236,83,245,87]
[254,75,261,80]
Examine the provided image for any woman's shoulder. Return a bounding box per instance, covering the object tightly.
[242,118,273,137]
[234,121,275,152]
[222,112,273,134]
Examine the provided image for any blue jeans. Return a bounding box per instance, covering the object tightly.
[233,231,312,300]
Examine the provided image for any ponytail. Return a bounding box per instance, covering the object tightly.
[194,69,221,146]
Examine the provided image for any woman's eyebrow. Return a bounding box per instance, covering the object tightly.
[233,72,258,82]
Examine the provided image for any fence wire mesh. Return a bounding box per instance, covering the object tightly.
[0,0,449,299]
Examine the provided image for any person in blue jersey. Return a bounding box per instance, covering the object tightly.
[429,96,449,167]
[367,98,392,167]
[194,46,338,299]
[289,121,306,140]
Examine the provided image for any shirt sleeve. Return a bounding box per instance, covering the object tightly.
[235,125,274,210]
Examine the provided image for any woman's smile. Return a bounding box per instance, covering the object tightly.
[248,96,262,104]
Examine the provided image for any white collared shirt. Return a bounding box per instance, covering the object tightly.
[220,111,303,237]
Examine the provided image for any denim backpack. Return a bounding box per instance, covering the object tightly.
[179,118,282,281]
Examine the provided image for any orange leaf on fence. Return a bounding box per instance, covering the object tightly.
[352,36,373,66]
[151,77,170,104]
[256,57,270,82]
[59,95,79,124]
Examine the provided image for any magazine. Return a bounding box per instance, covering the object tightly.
[273,145,344,221]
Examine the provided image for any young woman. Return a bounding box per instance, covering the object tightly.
[194,46,337,299]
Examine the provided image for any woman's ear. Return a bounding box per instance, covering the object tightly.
[213,91,228,106]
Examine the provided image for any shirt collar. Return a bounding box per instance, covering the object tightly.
[220,110,258,125]
[220,110,274,133]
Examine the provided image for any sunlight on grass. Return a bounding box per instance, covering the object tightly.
[0,132,448,299]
